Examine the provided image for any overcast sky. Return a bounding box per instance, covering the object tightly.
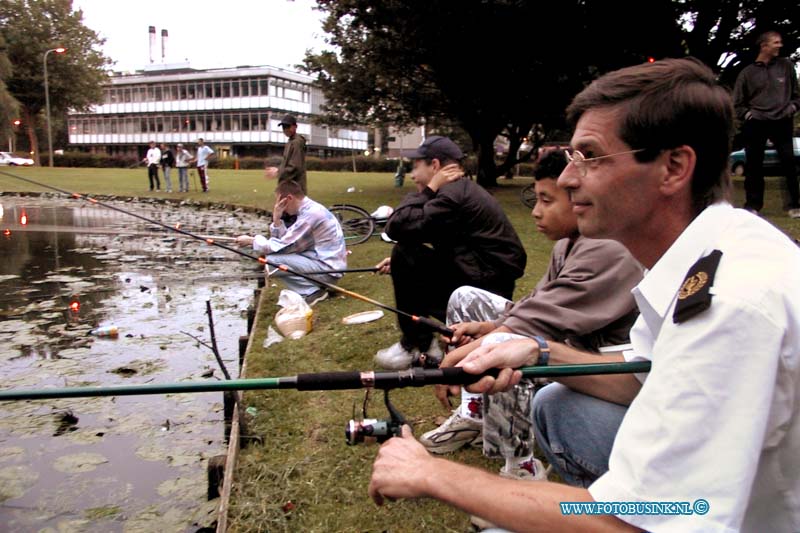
[74,0,328,73]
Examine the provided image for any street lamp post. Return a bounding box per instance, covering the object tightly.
[43,47,66,168]
[10,119,21,152]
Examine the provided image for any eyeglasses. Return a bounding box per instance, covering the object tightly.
[564,148,645,176]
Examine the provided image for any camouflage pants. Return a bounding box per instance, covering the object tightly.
[446,286,535,459]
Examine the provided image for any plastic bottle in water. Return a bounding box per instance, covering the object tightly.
[90,325,119,338]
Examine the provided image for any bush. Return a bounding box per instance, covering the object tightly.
[52,152,140,168]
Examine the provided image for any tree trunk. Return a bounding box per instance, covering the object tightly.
[476,139,498,188]
[22,106,40,166]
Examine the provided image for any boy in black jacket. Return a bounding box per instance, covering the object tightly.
[374,136,527,369]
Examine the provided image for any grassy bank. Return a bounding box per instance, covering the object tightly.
[2,166,799,531]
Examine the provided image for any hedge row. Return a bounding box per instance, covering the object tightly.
[48,151,535,176]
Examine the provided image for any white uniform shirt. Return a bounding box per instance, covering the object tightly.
[589,203,800,533]
[196,145,214,167]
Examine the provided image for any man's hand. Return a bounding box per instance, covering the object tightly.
[375,257,391,275]
[458,338,539,394]
[265,166,279,179]
[447,321,494,346]
[235,235,254,247]
[368,425,435,505]
[273,196,289,221]
[428,163,464,192]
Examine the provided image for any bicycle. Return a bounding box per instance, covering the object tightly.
[520,183,537,208]
[328,204,395,245]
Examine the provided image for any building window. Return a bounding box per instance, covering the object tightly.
[223,114,231,131]
[241,113,250,130]
[222,81,231,98]
[232,81,240,97]
[155,86,162,100]
[241,80,249,97]
[260,79,269,96]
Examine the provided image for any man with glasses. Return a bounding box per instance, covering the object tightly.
[266,114,308,194]
[369,58,800,532]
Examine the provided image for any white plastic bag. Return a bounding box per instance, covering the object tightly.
[274,290,313,339]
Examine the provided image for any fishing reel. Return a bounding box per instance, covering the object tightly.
[345,388,408,445]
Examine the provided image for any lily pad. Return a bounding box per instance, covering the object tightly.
[53,452,109,473]
[0,464,39,501]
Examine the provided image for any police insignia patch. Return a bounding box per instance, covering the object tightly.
[678,271,708,300]
[673,250,723,324]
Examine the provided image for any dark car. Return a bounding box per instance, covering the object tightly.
[729,137,800,176]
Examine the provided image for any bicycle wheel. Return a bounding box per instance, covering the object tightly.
[329,204,376,245]
[520,183,537,208]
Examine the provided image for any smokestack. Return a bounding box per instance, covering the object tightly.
[148,26,156,64]
[161,29,168,63]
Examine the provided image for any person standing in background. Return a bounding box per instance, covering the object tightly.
[175,143,192,193]
[193,138,214,193]
[733,30,800,217]
[265,114,308,194]
[143,140,161,191]
[160,143,175,193]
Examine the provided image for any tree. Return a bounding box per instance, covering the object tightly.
[0,0,110,165]
[0,34,19,149]
[304,0,684,187]
[304,0,799,187]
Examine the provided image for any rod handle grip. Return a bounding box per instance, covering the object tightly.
[414,316,454,338]
[296,371,363,390]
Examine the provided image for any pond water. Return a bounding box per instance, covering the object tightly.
[0,195,266,532]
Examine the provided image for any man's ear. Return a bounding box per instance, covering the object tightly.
[659,145,696,198]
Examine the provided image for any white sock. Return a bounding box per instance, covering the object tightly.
[459,390,483,420]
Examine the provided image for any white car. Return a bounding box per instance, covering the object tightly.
[0,152,34,166]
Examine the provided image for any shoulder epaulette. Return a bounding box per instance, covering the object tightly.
[672,250,723,324]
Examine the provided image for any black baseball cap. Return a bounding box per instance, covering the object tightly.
[406,136,464,161]
[278,114,297,127]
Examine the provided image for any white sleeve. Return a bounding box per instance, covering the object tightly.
[589,297,784,532]
[252,235,270,255]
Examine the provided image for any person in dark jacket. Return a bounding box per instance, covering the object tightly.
[733,30,800,217]
[374,136,527,369]
[265,114,308,194]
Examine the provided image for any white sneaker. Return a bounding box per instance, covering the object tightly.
[471,458,549,530]
[500,458,549,481]
[419,410,483,454]
[374,342,418,370]
[788,208,800,219]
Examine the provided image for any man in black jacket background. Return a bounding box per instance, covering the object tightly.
[374,136,527,369]
[733,30,800,217]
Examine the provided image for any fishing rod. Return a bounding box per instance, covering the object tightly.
[0,169,452,337]
[4,224,236,241]
[0,361,651,401]
[220,267,380,281]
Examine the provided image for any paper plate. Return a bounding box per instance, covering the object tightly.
[342,310,385,325]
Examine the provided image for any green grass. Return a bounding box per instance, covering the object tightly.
[2,166,799,532]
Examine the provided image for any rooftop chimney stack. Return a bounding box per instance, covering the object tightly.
[148,26,156,64]
[161,29,168,63]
